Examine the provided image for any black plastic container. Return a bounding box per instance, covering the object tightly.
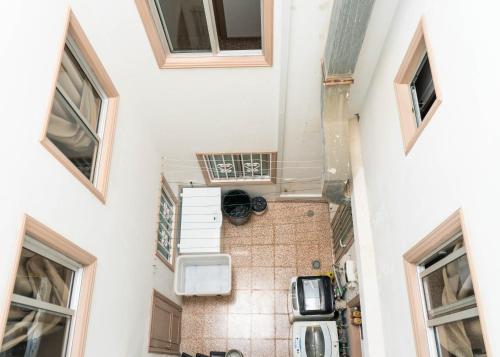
[222,190,251,226]
[251,196,267,215]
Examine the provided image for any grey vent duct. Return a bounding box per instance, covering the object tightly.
[323,0,375,81]
[321,84,351,204]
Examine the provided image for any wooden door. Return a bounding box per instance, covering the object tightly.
[149,290,182,354]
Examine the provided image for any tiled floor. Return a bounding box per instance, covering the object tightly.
[180,202,333,357]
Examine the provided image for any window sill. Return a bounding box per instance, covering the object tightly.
[156,251,175,272]
[40,138,106,204]
[159,54,272,69]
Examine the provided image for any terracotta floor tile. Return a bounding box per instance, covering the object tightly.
[251,314,275,339]
[180,338,203,356]
[275,314,291,339]
[228,290,252,314]
[251,290,274,314]
[203,314,227,338]
[227,338,251,356]
[227,314,251,339]
[181,313,205,339]
[203,295,229,315]
[252,245,274,267]
[275,224,296,245]
[233,267,252,290]
[296,243,320,272]
[274,245,296,267]
[182,296,206,315]
[274,290,289,314]
[276,339,291,357]
[230,245,252,267]
[252,267,275,290]
[252,225,275,245]
[181,202,332,355]
[202,338,227,355]
[251,338,276,357]
[274,267,297,290]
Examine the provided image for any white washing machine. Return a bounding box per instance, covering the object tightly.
[291,321,340,357]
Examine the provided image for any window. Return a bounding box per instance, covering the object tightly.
[404,210,490,357]
[394,18,441,154]
[0,215,96,357]
[419,235,486,356]
[197,152,277,184]
[135,0,273,68]
[41,11,119,203]
[148,290,181,354]
[156,177,178,270]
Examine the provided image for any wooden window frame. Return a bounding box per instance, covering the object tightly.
[0,215,97,357]
[394,18,442,155]
[148,290,182,354]
[196,152,277,185]
[156,176,178,271]
[403,209,491,357]
[41,9,119,203]
[135,0,274,69]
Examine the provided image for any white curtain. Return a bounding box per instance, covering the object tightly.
[47,49,100,157]
[438,242,481,357]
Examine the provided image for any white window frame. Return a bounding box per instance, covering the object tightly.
[6,236,83,357]
[149,0,264,58]
[52,35,109,183]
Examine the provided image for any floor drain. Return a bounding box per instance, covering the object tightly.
[307,210,315,217]
[312,260,321,269]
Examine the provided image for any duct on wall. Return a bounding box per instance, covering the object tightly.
[321,84,351,204]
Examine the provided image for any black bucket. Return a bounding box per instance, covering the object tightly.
[222,190,251,226]
[251,196,267,215]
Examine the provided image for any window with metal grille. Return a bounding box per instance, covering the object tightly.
[157,179,177,269]
[331,203,354,262]
[1,236,82,356]
[418,234,486,356]
[197,152,276,184]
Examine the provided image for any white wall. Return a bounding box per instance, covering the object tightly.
[0,1,179,356]
[353,0,500,355]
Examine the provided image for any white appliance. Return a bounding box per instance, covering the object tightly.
[175,188,232,297]
[292,321,339,357]
[174,254,232,296]
[289,276,336,322]
[178,187,223,254]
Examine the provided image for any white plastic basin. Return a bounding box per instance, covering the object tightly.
[174,254,232,296]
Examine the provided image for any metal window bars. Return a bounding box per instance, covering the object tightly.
[202,153,272,182]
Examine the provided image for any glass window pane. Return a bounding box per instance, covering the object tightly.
[48,90,99,180]
[0,304,70,356]
[422,254,475,317]
[155,0,212,53]
[411,54,436,124]
[435,316,486,357]
[13,248,74,308]
[58,46,102,132]
[212,0,262,51]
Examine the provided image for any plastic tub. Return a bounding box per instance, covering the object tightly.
[174,254,232,296]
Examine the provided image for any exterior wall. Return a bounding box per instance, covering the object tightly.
[353,0,500,355]
[0,1,179,356]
